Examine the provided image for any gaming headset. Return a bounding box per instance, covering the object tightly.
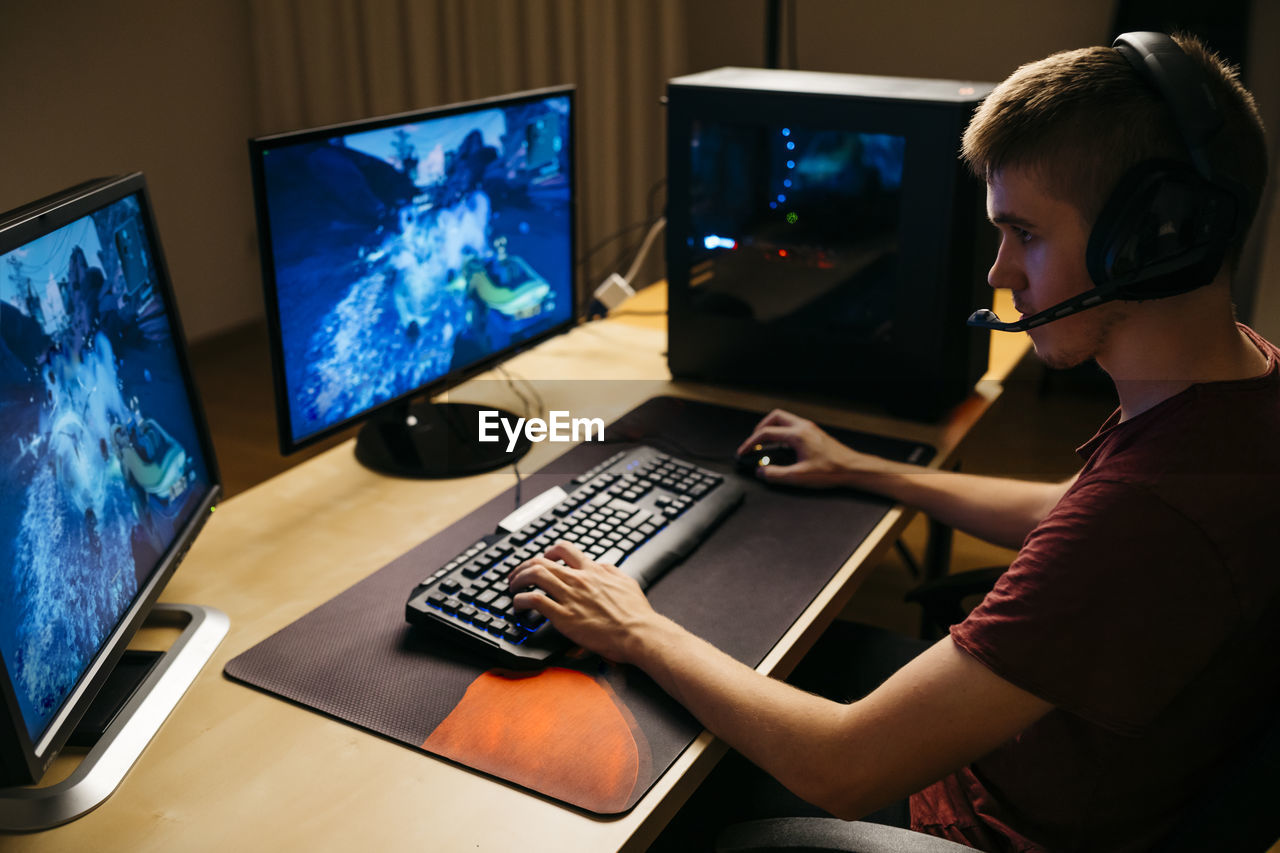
[969,31,1255,332]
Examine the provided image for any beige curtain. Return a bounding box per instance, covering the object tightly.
[249,0,688,297]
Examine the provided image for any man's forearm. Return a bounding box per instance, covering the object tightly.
[844,463,1073,550]
[627,615,889,818]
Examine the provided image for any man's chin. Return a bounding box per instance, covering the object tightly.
[1029,338,1091,371]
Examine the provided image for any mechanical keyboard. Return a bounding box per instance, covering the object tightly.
[405,445,744,664]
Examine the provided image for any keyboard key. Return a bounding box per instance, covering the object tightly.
[516,610,546,630]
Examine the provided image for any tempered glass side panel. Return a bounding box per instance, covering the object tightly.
[688,120,906,346]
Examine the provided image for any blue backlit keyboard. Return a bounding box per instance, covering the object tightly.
[405,446,743,664]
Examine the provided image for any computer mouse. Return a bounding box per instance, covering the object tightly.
[735,442,798,475]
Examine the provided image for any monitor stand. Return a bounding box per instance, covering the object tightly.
[354,400,531,478]
[0,603,229,831]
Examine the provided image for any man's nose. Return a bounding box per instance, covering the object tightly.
[988,241,1024,291]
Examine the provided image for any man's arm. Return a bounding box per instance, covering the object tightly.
[740,409,1077,550]
[509,544,1054,819]
[849,465,1077,552]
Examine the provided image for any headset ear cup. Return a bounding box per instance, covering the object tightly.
[1086,159,1235,297]
[1086,164,1158,288]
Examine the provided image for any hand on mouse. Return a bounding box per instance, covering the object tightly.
[737,409,893,488]
[507,541,665,664]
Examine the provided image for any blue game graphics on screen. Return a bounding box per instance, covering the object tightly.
[257,93,574,445]
[0,193,212,743]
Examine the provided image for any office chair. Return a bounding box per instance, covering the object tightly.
[903,566,1006,641]
[716,817,979,852]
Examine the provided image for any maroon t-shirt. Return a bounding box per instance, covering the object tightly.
[909,326,1280,852]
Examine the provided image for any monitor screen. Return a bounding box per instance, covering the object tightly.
[252,87,576,452]
[0,174,218,773]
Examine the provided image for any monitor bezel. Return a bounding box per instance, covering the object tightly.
[0,173,222,785]
[248,85,579,455]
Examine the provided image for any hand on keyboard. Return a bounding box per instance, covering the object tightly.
[508,541,658,665]
[404,445,742,664]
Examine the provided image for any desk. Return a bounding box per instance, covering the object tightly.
[10,291,1026,852]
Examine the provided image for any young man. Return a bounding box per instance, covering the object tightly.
[508,33,1278,851]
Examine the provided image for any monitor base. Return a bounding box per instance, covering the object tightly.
[0,603,229,831]
[354,400,531,478]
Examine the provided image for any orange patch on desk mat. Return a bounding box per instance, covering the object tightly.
[423,666,652,813]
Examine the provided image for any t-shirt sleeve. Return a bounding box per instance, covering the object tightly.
[950,478,1239,735]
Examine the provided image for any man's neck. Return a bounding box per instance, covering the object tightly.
[1099,295,1269,421]
[1100,313,1269,420]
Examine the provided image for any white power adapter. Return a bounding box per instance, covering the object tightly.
[593,273,636,311]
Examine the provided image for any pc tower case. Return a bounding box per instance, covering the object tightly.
[666,67,995,420]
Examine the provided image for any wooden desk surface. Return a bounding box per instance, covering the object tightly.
[9,297,1027,852]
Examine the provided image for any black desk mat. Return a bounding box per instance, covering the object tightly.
[224,396,933,814]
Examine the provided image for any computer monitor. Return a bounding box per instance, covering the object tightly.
[666,68,996,420]
[250,86,577,477]
[0,173,221,789]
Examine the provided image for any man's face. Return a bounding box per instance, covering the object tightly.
[986,166,1127,370]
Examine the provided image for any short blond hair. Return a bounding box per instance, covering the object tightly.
[961,34,1267,254]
